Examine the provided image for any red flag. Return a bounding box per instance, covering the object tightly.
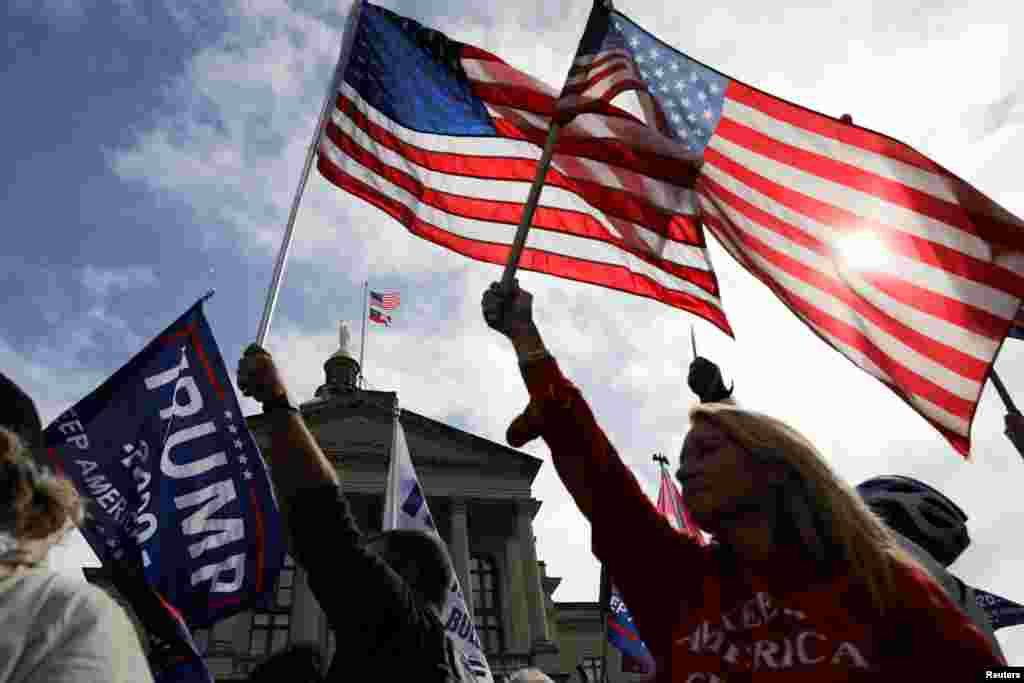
[655,465,705,545]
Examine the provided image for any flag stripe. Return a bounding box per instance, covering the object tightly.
[722,92,959,205]
[699,174,986,395]
[716,110,1015,276]
[700,154,1011,349]
[318,147,731,330]
[330,92,702,243]
[322,119,720,291]
[704,140,1022,319]
[699,191,972,435]
[711,122,1024,299]
[725,81,948,176]
[327,100,713,278]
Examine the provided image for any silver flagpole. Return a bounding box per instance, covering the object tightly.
[256,0,364,347]
[359,280,368,388]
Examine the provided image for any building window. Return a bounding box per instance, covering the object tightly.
[249,555,296,657]
[249,613,290,657]
[470,555,504,654]
[581,656,605,682]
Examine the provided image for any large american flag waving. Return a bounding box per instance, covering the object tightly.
[317,1,730,334]
[558,2,1024,456]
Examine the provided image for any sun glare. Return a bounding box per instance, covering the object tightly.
[836,231,887,271]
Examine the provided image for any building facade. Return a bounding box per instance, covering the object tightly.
[88,338,649,682]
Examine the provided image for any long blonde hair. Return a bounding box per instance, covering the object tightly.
[689,403,919,615]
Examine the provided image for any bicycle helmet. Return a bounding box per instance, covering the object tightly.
[856,475,969,567]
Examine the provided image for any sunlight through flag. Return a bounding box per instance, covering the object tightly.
[558,1,1024,456]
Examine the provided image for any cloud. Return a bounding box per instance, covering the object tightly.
[99,0,1024,639]
[80,265,158,299]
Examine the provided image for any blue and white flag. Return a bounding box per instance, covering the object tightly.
[975,587,1024,631]
[43,296,286,629]
[384,411,492,682]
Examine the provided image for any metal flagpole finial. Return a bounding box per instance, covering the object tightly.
[653,453,669,467]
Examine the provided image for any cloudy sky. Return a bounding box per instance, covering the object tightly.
[5,0,1024,662]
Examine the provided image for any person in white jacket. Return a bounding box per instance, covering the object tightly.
[0,373,152,683]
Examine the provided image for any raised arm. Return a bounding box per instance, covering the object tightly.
[481,282,706,623]
[236,347,429,641]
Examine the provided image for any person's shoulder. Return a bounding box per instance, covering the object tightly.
[36,572,125,624]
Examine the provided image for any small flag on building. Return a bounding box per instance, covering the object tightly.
[370,290,401,310]
[369,307,392,326]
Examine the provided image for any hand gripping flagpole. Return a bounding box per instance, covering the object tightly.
[256,1,364,347]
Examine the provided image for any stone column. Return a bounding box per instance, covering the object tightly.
[449,498,473,610]
[503,535,531,652]
[516,499,554,648]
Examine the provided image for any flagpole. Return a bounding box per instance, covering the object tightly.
[991,368,1020,415]
[255,0,364,347]
[500,122,562,291]
[359,280,368,389]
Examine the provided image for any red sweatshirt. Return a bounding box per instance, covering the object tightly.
[519,356,1001,681]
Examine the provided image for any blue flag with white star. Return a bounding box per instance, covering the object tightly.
[43,297,286,628]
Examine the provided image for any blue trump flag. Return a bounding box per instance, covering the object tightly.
[600,565,655,678]
[975,587,1024,631]
[43,296,286,630]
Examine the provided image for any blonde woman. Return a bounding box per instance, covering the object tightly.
[482,283,1001,680]
[0,374,152,683]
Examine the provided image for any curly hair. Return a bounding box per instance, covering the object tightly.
[0,427,82,542]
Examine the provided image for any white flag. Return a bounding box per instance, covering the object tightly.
[384,411,494,682]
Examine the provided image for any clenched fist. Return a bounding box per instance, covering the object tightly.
[237,344,288,405]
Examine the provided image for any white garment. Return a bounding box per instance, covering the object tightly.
[0,568,153,683]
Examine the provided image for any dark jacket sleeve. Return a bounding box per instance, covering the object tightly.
[286,484,434,648]
[519,356,712,655]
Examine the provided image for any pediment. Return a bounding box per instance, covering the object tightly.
[248,389,541,482]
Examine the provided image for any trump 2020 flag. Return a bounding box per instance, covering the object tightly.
[384,409,492,681]
[43,296,286,628]
[606,579,655,677]
[975,587,1024,631]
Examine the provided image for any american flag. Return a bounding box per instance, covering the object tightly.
[316,2,731,335]
[559,3,1024,456]
[370,290,401,310]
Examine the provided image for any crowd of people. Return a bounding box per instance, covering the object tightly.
[0,281,1019,681]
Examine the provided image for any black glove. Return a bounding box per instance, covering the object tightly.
[688,356,734,403]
